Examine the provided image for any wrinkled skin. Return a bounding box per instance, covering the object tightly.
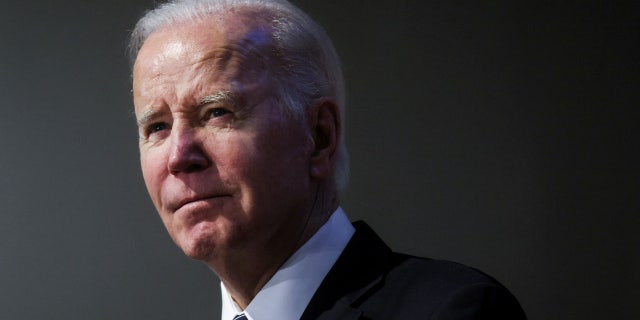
[132,11,340,308]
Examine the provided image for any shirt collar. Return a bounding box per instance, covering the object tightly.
[221,207,354,320]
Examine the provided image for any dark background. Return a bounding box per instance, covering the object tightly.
[1,1,638,319]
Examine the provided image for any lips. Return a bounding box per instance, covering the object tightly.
[169,194,230,213]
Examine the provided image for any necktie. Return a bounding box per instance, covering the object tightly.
[233,313,248,320]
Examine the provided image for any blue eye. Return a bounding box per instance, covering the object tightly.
[208,108,230,118]
[147,122,168,134]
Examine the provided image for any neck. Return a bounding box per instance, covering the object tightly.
[210,182,339,310]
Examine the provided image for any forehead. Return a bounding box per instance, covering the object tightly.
[133,9,275,80]
[132,10,279,109]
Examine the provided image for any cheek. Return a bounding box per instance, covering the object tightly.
[213,144,259,190]
[140,150,165,205]
[248,132,311,190]
[207,134,271,191]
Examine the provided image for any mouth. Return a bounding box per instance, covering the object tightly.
[171,194,230,213]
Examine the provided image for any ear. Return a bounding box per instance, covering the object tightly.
[307,98,341,180]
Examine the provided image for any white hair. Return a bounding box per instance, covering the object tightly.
[128,0,349,191]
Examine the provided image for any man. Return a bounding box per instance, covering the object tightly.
[129,0,526,319]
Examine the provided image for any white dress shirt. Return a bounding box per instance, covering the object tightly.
[220,207,355,320]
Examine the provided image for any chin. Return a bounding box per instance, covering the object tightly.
[184,247,214,261]
[180,238,216,261]
[176,224,220,261]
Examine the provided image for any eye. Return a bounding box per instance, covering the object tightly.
[146,122,168,136]
[207,107,231,118]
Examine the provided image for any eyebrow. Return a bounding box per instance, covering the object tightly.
[136,108,161,128]
[199,90,236,106]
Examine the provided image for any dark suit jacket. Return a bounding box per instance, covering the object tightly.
[300,221,526,319]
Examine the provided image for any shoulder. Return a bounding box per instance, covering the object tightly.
[385,254,501,293]
[361,253,527,319]
[305,221,526,319]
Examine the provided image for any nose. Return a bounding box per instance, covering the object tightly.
[167,125,210,174]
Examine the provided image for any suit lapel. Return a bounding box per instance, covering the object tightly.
[300,221,394,320]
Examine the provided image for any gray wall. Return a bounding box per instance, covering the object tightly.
[1,1,637,319]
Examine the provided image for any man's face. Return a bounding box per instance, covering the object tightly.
[132,16,316,263]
